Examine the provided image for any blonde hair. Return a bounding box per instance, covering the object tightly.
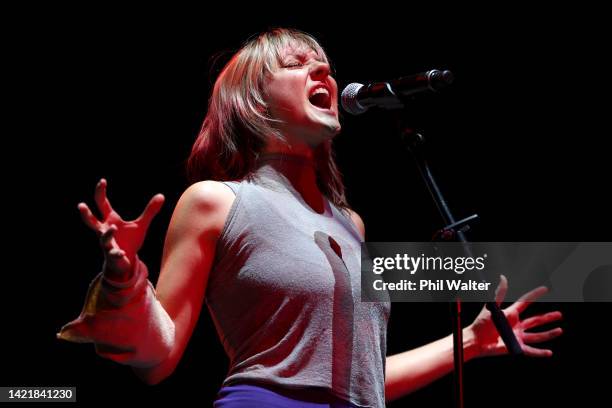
[186,27,350,212]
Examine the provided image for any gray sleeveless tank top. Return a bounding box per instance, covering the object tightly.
[205,155,391,408]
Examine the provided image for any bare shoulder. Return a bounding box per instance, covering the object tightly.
[171,180,237,239]
[180,180,236,207]
[148,180,237,384]
[346,208,366,240]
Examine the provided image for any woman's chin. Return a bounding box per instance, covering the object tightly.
[305,125,341,147]
[311,111,341,135]
[326,122,341,137]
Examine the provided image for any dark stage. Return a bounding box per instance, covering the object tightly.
[4,4,610,407]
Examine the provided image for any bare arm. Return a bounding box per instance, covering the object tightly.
[132,180,235,384]
[384,296,562,402]
[384,329,479,401]
[348,209,563,403]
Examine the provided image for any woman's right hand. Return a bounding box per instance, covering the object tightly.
[78,178,165,282]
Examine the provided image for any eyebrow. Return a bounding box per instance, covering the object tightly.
[282,50,324,62]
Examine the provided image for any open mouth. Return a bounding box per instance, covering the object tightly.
[308,85,332,110]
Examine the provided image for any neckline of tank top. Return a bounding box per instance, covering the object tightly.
[253,155,333,218]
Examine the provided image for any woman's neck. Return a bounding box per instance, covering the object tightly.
[258,146,324,213]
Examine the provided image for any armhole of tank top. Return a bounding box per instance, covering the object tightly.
[332,204,364,243]
[216,181,243,248]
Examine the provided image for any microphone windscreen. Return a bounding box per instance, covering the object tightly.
[341,83,367,115]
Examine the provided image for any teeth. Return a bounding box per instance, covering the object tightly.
[310,87,329,97]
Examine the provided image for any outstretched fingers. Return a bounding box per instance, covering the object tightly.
[100,224,118,251]
[78,202,101,232]
[100,224,127,258]
[136,193,165,230]
[508,286,549,315]
[94,178,114,219]
[522,311,563,330]
[522,344,554,357]
[495,274,508,306]
[523,328,563,344]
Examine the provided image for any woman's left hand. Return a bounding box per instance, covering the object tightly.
[465,275,563,358]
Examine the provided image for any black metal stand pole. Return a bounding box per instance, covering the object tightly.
[399,128,523,408]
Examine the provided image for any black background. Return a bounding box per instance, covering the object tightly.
[3,4,611,407]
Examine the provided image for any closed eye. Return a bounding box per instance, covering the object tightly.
[283,61,304,68]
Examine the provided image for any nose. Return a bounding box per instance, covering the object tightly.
[309,61,331,81]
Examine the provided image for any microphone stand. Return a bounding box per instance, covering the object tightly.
[396,123,523,408]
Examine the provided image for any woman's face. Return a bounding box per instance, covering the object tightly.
[264,42,341,148]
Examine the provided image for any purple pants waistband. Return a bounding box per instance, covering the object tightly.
[213,382,364,408]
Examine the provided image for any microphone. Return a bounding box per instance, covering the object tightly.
[341,69,454,115]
